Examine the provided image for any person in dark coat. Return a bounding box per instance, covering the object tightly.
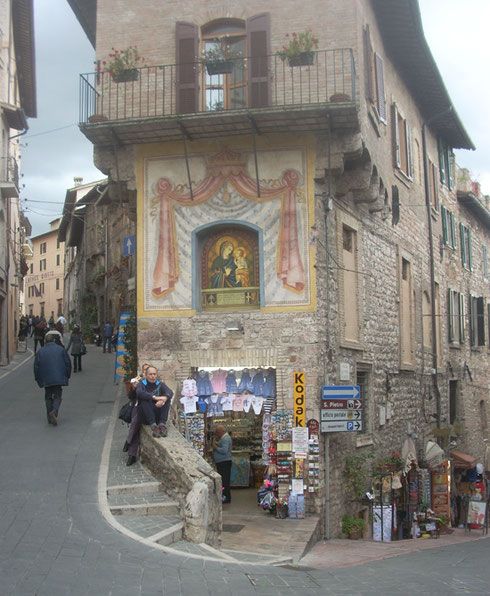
[66,325,84,373]
[32,319,47,354]
[103,321,114,353]
[33,334,72,426]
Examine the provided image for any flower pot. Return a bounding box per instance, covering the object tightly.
[329,92,351,103]
[348,528,362,540]
[288,52,315,67]
[206,61,234,75]
[113,68,139,83]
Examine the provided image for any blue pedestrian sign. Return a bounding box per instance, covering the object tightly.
[123,235,135,256]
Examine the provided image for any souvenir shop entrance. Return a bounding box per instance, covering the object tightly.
[178,366,277,503]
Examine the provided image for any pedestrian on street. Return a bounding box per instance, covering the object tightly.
[125,365,173,466]
[66,325,85,373]
[45,323,64,346]
[32,319,47,353]
[33,334,72,426]
[214,425,232,504]
[103,320,113,353]
[56,314,67,335]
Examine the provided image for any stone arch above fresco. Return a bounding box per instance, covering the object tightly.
[142,143,313,313]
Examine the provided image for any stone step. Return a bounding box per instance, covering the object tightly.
[115,513,184,544]
[107,481,162,497]
[152,522,185,546]
[110,501,180,516]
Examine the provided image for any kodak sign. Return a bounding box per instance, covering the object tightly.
[293,371,306,427]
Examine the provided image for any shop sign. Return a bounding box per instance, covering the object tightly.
[293,371,306,427]
[467,501,487,526]
[321,398,362,410]
[307,419,319,435]
[322,385,360,399]
[292,427,308,457]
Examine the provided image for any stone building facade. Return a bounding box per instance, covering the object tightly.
[69,0,488,538]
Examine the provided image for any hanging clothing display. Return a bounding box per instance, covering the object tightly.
[196,371,213,396]
[197,398,208,414]
[180,395,198,414]
[206,394,224,416]
[221,394,235,411]
[211,369,227,393]
[252,371,266,396]
[233,394,245,412]
[182,378,198,397]
[238,370,253,393]
[226,371,238,393]
[251,395,264,415]
[242,395,253,413]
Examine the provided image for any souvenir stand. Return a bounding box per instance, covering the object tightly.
[176,366,318,518]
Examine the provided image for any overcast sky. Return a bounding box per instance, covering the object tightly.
[22,0,490,237]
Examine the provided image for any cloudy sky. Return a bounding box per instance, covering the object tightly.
[22,0,490,237]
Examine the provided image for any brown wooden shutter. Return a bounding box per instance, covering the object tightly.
[247,13,270,108]
[363,25,374,102]
[176,22,198,114]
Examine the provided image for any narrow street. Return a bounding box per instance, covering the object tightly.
[0,340,489,595]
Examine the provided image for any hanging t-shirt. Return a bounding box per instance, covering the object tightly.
[197,398,208,414]
[251,395,264,415]
[221,394,235,411]
[242,395,253,413]
[182,378,198,397]
[263,397,276,414]
[180,395,198,414]
[206,394,223,416]
[233,394,244,412]
[211,369,227,394]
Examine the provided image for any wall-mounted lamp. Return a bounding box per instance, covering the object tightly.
[225,321,243,333]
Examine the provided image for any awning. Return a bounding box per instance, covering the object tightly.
[450,449,476,470]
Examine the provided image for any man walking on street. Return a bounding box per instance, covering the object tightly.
[103,320,113,353]
[34,334,72,426]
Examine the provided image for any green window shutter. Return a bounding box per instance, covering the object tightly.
[459,293,465,342]
[460,223,466,267]
[447,149,453,190]
[468,228,473,271]
[450,212,456,249]
[441,205,448,244]
[477,297,485,346]
[448,289,454,342]
[438,138,446,185]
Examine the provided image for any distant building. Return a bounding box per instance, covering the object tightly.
[25,219,64,320]
[0,0,36,364]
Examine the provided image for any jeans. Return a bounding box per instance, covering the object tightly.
[73,354,82,371]
[44,385,62,421]
[103,337,112,352]
[34,337,44,353]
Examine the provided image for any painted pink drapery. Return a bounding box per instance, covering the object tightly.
[151,163,305,299]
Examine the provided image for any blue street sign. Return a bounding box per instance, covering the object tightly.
[123,235,135,256]
[322,385,360,400]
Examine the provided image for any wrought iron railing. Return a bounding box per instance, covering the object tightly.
[79,48,356,124]
[1,156,20,187]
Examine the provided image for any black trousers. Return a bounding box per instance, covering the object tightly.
[73,354,82,371]
[216,460,232,503]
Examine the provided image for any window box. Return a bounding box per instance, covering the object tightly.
[288,51,315,67]
[205,60,235,76]
[113,68,139,83]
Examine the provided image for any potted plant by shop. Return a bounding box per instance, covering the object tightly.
[200,36,243,75]
[341,514,366,539]
[103,46,144,82]
[437,514,450,534]
[122,311,137,393]
[278,29,319,67]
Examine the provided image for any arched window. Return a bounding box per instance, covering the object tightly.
[199,225,260,310]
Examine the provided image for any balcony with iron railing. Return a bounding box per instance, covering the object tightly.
[0,156,20,198]
[79,49,358,146]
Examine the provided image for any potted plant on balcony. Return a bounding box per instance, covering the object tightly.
[103,46,144,83]
[200,36,243,75]
[278,29,319,67]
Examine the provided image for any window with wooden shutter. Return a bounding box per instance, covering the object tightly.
[247,13,270,108]
[363,25,375,102]
[374,53,386,122]
[441,205,448,244]
[176,22,199,114]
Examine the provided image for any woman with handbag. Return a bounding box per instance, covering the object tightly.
[66,325,85,373]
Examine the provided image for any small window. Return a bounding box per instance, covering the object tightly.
[459,223,473,271]
[56,254,60,266]
[56,278,60,290]
[438,138,453,190]
[363,26,386,123]
[393,105,413,179]
[469,295,485,347]
[29,263,33,274]
[40,302,45,317]
[39,259,46,272]
[448,289,465,344]
[441,206,456,249]
[428,160,438,210]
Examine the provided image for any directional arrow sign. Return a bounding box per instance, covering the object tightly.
[321,409,362,421]
[322,398,362,410]
[123,235,135,256]
[321,420,363,433]
[322,385,360,400]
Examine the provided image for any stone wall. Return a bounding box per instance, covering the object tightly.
[139,424,222,546]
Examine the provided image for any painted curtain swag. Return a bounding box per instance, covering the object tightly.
[151,149,305,298]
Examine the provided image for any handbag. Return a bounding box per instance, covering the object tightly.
[118,400,133,423]
[81,342,87,355]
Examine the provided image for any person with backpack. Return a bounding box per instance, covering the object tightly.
[32,319,47,354]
